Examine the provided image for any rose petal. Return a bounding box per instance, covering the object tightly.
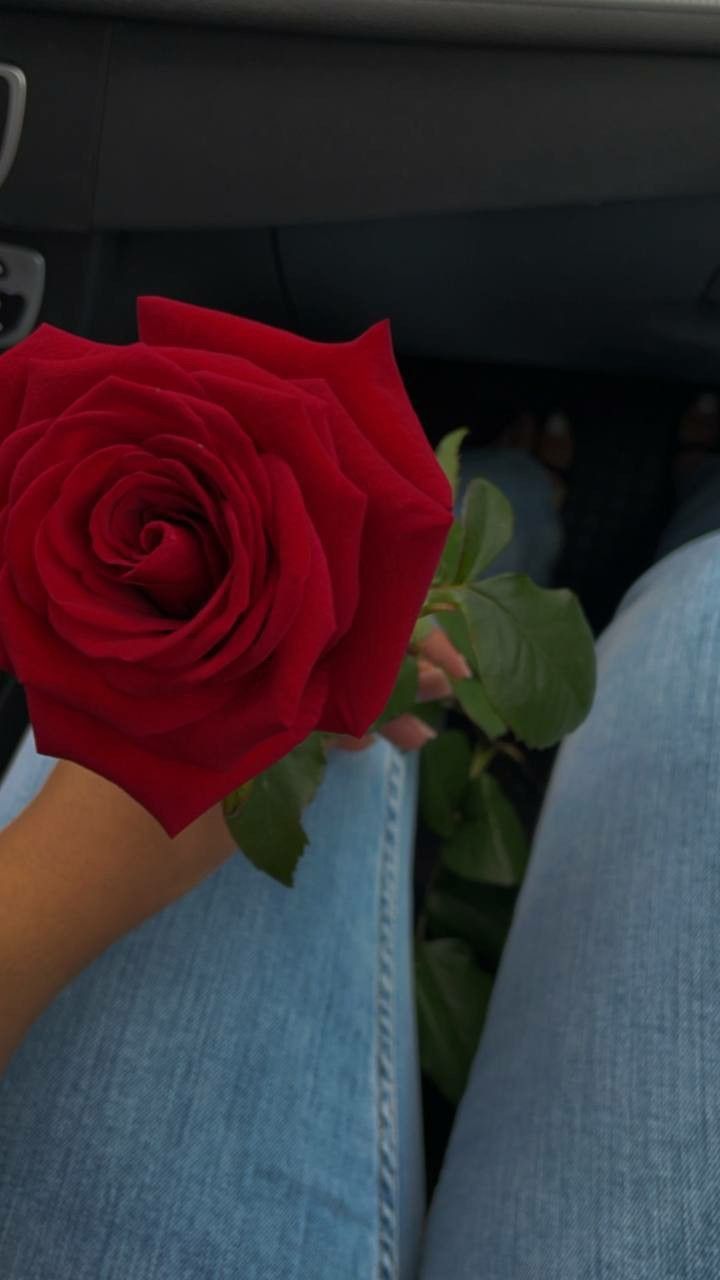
[196,370,367,639]
[0,623,12,675]
[0,419,51,510]
[6,459,76,613]
[9,380,217,503]
[15,341,205,432]
[294,383,453,735]
[0,568,240,735]
[16,391,272,672]
[138,296,451,508]
[26,670,328,838]
[0,325,101,447]
[252,456,336,727]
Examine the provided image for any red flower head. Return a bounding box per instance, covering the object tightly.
[0,300,452,834]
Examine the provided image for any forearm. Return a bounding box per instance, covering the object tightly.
[0,759,236,1072]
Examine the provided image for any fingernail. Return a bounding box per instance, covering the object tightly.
[416,722,438,744]
[456,655,473,680]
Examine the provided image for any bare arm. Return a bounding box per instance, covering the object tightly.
[0,629,468,1073]
[0,759,236,1073]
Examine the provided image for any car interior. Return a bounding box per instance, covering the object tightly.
[2,0,720,1181]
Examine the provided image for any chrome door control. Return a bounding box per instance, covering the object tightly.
[0,65,26,191]
[0,244,45,349]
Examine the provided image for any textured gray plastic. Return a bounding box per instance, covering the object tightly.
[0,242,45,348]
[0,65,26,191]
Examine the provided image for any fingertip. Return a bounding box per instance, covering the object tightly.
[455,653,473,680]
[382,715,438,751]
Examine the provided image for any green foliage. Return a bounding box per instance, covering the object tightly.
[457,478,514,581]
[435,428,470,497]
[451,677,506,740]
[453,574,597,749]
[425,872,515,970]
[432,476,513,589]
[419,729,472,839]
[411,614,437,647]
[416,938,494,1105]
[442,774,529,885]
[409,700,447,732]
[435,607,475,667]
[375,655,419,727]
[434,520,466,586]
[413,433,595,1104]
[223,733,328,887]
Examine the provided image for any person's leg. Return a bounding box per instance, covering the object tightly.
[456,446,564,586]
[0,728,423,1280]
[421,520,720,1272]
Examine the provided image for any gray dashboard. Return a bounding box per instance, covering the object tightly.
[5,0,720,55]
[3,16,720,232]
[2,7,720,377]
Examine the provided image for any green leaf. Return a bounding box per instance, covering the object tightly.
[376,655,419,726]
[442,774,529,885]
[419,729,472,839]
[435,427,470,497]
[470,744,497,777]
[409,700,447,733]
[223,733,328,886]
[425,870,515,968]
[411,614,437,647]
[452,677,506,740]
[455,574,597,749]
[457,478,514,581]
[416,938,493,1104]
[435,608,476,673]
[433,520,465,586]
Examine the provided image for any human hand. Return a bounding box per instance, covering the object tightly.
[328,625,471,754]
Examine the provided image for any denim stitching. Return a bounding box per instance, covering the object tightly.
[376,746,403,1280]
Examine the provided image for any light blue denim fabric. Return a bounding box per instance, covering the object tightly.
[421,461,720,1277]
[0,735,423,1279]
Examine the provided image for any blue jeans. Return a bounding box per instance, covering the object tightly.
[2,447,720,1278]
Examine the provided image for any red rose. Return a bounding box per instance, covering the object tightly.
[0,299,452,835]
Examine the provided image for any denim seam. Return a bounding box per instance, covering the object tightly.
[376,746,403,1280]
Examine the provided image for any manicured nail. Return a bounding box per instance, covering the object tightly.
[456,655,473,680]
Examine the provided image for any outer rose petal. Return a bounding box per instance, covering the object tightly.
[0,323,98,366]
[26,671,328,838]
[0,631,11,675]
[14,340,205,431]
[0,327,100,445]
[290,380,452,734]
[137,297,452,510]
